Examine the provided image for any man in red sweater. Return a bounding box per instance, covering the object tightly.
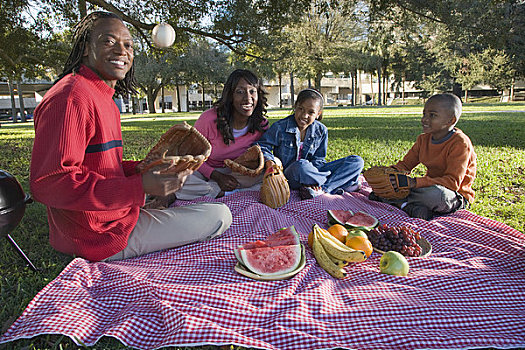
[369,93,477,220]
[30,12,231,261]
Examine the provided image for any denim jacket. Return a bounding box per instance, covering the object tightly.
[256,114,328,170]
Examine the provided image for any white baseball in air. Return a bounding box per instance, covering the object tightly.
[152,23,176,48]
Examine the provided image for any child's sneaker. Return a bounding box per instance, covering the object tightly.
[402,203,433,220]
[344,182,362,192]
[368,191,384,202]
[223,189,241,197]
[299,186,325,200]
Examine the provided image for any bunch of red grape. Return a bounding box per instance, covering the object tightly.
[367,224,423,257]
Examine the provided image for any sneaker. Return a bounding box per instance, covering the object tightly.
[333,188,345,195]
[368,191,384,202]
[402,203,433,220]
[344,182,362,192]
[223,189,241,197]
[299,186,325,200]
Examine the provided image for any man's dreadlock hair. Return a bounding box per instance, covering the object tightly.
[56,11,138,96]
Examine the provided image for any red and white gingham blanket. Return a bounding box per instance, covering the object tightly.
[1,187,524,350]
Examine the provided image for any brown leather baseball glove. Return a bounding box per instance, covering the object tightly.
[363,166,411,200]
[224,145,264,177]
[260,162,290,209]
[136,122,211,175]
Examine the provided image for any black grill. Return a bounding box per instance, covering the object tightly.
[0,169,37,271]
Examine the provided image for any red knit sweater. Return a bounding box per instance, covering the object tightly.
[30,65,145,261]
[393,129,477,203]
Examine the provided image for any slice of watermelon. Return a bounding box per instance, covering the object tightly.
[327,210,378,231]
[327,209,354,226]
[234,226,302,277]
[238,244,302,277]
[345,211,379,230]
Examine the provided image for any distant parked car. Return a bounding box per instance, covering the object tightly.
[8,113,33,122]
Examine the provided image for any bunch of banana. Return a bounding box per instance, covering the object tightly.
[311,224,367,279]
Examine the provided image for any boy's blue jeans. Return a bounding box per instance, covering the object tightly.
[283,155,364,194]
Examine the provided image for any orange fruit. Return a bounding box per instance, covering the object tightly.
[308,230,314,247]
[345,236,373,258]
[327,224,348,243]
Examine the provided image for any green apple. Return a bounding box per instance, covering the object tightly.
[379,251,409,276]
[346,229,368,240]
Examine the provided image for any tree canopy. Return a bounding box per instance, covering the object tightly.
[1,0,523,104]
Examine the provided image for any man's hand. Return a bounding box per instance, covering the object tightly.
[210,170,240,192]
[141,169,193,196]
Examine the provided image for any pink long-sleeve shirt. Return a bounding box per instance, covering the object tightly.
[194,108,268,179]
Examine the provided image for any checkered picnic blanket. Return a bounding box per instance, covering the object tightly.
[1,186,524,350]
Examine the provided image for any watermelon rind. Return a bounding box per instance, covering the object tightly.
[234,247,245,265]
[327,209,354,226]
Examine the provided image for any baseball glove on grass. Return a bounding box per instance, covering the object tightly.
[364,166,411,200]
[260,162,290,209]
[224,145,264,177]
[136,122,211,175]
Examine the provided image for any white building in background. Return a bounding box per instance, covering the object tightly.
[2,73,523,117]
[144,71,425,113]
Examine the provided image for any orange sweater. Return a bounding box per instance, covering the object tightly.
[392,129,477,203]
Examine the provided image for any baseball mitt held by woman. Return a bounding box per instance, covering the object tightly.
[136,122,212,175]
[363,166,411,200]
[224,145,264,177]
[260,161,290,209]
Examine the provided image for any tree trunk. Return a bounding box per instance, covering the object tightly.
[314,72,322,91]
[289,72,295,106]
[186,86,190,112]
[383,69,388,105]
[131,94,136,115]
[78,0,87,18]
[510,77,515,102]
[355,69,363,105]
[369,73,374,105]
[17,81,27,122]
[147,90,156,114]
[402,73,406,104]
[176,85,181,112]
[201,81,206,111]
[8,79,17,123]
[351,71,355,106]
[464,89,469,103]
[278,73,282,109]
[161,85,165,113]
[452,82,462,98]
[377,64,382,106]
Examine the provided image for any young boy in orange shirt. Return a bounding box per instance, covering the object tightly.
[369,93,477,220]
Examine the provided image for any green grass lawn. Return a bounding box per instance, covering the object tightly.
[1,102,524,349]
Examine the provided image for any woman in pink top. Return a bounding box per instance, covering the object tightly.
[176,69,269,200]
